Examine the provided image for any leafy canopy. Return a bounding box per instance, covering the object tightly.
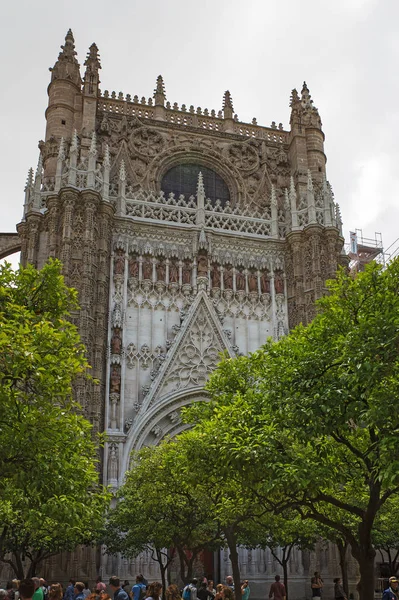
[0,260,109,577]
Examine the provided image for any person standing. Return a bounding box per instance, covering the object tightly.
[18,581,35,600]
[333,578,347,600]
[311,572,323,600]
[73,584,85,600]
[241,581,250,600]
[32,580,43,600]
[132,577,146,600]
[269,576,286,600]
[64,580,76,600]
[109,578,129,600]
[382,577,398,600]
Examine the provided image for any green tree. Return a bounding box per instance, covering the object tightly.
[199,260,399,600]
[240,513,318,599]
[0,260,109,578]
[105,441,222,596]
[372,496,399,577]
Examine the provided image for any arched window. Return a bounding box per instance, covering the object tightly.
[161,164,230,206]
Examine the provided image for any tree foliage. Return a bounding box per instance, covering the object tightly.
[0,260,109,578]
[188,260,399,600]
[105,439,223,594]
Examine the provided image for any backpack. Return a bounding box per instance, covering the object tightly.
[183,587,191,600]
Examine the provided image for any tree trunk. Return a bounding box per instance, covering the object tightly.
[283,559,289,600]
[351,545,376,600]
[337,540,349,597]
[155,547,168,600]
[224,528,241,600]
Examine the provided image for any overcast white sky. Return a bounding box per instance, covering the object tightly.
[1,0,399,263]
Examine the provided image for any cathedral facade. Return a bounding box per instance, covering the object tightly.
[3,30,349,593]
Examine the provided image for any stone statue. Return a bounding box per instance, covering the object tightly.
[182,262,191,284]
[197,255,208,277]
[142,258,152,280]
[169,261,178,283]
[157,260,166,282]
[114,250,124,275]
[224,267,233,289]
[129,257,138,277]
[108,444,118,480]
[111,328,122,354]
[248,272,258,292]
[110,365,121,394]
[212,264,221,287]
[275,271,284,294]
[236,269,245,291]
[260,272,270,294]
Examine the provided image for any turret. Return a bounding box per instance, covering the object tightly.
[44,29,83,177]
[288,82,326,202]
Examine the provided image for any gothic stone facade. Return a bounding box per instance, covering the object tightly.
[11,29,350,594]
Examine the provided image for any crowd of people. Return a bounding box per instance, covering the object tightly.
[0,572,397,600]
[0,576,248,600]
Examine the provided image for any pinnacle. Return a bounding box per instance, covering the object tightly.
[154,75,166,96]
[85,43,101,68]
[289,88,300,107]
[223,90,234,111]
[57,28,78,63]
[197,171,205,196]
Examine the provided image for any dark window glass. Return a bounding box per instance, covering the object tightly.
[161,164,230,206]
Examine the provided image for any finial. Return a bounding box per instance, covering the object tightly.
[223,90,234,112]
[119,160,126,182]
[84,42,101,71]
[71,129,78,152]
[104,144,111,168]
[271,184,277,206]
[35,153,43,178]
[307,170,314,193]
[289,88,300,107]
[197,171,205,196]
[89,131,97,156]
[59,29,78,61]
[154,75,166,96]
[301,81,317,111]
[284,188,290,210]
[25,167,34,191]
[58,137,65,160]
[199,227,208,250]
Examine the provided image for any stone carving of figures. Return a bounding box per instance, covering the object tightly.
[114,250,124,275]
[110,365,121,394]
[275,271,284,294]
[129,257,138,277]
[142,258,152,280]
[111,328,122,354]
[224,266,233,289]
[182,262,191,284]
[248,272,258,292]
[197,255,208,277]
[108,444,118,480]
[260,272,270,294]
[212,264,221,287]
[169,261,178,283]
[236,269,245,291]
[157,260,166,282]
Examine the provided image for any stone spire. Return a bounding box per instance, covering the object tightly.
[301,82,314,110]
[49,29,81,86]
[154,75,166,106]
[223,91,234,119]
[83,43,101,96]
